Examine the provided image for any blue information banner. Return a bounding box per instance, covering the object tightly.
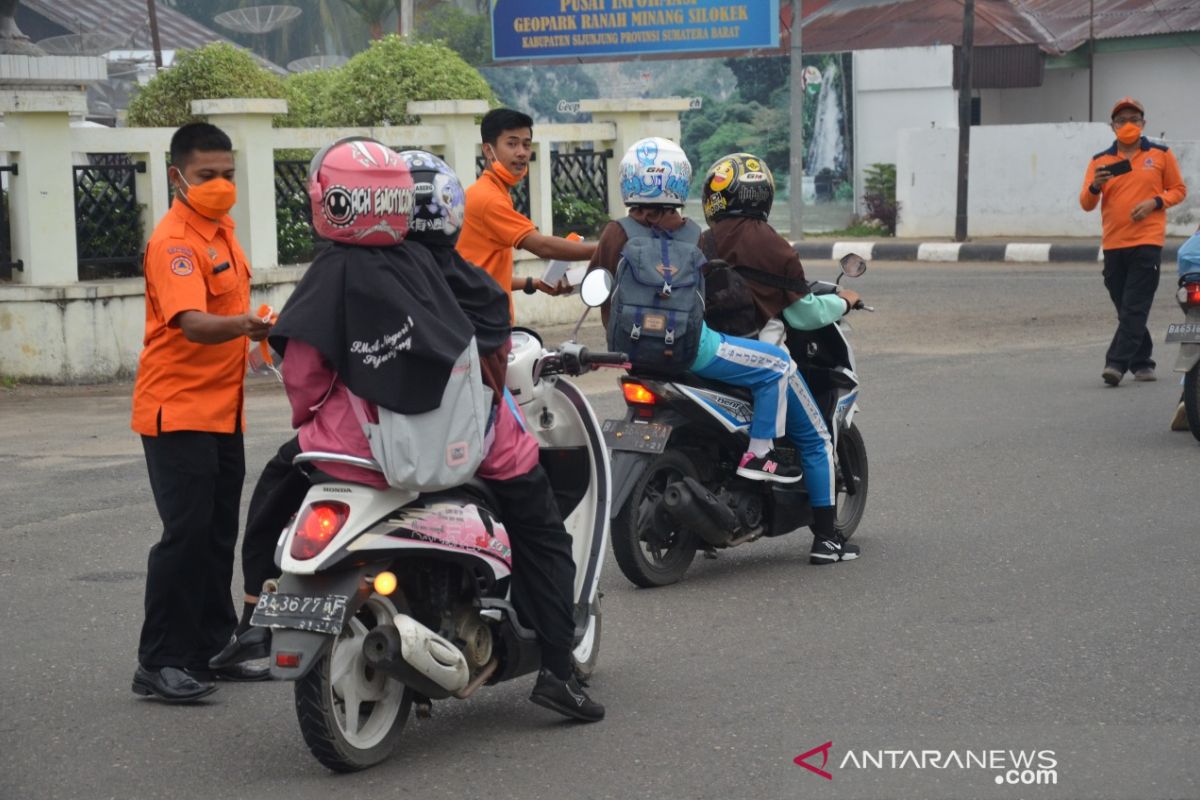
[491,0,780,61]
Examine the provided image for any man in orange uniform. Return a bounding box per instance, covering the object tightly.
[130,122,272,702]
[1080,97,1187,387]
[456,107,596,322]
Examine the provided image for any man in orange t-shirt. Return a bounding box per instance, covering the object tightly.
[130,123,272,703]
[456,107,596,322]
[1080,97,1187,386]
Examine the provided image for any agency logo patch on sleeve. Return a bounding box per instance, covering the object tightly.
[170,255,194,276]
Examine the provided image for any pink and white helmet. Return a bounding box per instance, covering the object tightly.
[308,137,415,246]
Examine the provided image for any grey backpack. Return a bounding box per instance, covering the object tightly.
[606,217,706,375]
[349,337,490,492]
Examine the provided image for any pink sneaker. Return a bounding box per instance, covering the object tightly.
[737,450,803,483]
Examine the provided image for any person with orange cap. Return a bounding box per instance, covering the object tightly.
[1080,97,1187,387]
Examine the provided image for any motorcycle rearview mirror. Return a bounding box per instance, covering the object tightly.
[568,269,614,342]
[838,253,868,281]
[580,269,614,308]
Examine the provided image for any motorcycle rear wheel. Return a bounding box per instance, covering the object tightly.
[834,422,869,540]
[1185,363,1200,443]
[294,594,412,772]
[612,450,700,588]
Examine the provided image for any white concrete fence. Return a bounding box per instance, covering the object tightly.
[896,122,1200,239]
[0,55,689,381]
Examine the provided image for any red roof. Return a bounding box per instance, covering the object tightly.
[784,0,1200,56]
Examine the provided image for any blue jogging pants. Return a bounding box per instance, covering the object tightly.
[691,333,836,508]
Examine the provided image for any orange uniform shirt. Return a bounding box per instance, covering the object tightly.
[456,169,536,322]
[131,201,252,436]
[1080,137,1187,250]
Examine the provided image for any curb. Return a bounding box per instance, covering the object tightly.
[792,241,1183,264]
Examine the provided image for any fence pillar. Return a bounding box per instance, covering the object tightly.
[134,149,170,248]
[407,100,489,190]
[0,92,87,284]
[192,98,288,271]
[579,98,692,219]
[528,140,554,237]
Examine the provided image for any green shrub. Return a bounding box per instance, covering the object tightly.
[127,42,285,128]
[282,68,340,128]
[552,196,608,238]
[861,163,898,235]
[276,192,317,265]
[324,36,495,126]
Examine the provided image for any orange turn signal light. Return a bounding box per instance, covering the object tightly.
[373,571,398,596]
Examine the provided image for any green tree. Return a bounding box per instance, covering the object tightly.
[416,3,491,66]
[126,42,286,127]
[341,0,395,39]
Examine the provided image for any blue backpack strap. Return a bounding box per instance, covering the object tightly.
[617,216,652,241]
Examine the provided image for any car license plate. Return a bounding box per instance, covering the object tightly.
[602,419,671,454]
[250,592,349,634]
[1165,322,1200,343]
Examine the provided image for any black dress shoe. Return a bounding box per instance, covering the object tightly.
[132,665,218,703]
[188,662,271,682]
[208,627,271,670]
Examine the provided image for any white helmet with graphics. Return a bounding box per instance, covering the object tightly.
[618,136,692,208]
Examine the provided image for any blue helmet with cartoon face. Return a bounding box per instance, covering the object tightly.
[618,136,691,208]
[396,150,466,247]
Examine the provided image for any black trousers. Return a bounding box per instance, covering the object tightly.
[139,431,243,669]
[242,436,308,598]
[242,439,578,676]
[483,464,578,677]
[1103,245,1162,372]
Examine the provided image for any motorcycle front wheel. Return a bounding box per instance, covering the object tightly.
[612,450,700,588]
[834,422,869,540]
[1185,363,1200,443]
[294,594,412,772]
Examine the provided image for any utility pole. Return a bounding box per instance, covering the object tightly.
[146,0,163,70]
[1088,0,1095,121]
[788,0,804,240]
[954,0,974,242]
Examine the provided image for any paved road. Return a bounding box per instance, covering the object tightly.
[1,261,1196,800]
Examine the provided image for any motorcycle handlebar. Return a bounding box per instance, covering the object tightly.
[580,349,629,366]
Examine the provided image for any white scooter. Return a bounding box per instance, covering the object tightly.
[253,273,624,771]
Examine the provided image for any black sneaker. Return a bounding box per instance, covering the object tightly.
[529,668,605,722]
[810,536,861,565]
[737,450,803,483]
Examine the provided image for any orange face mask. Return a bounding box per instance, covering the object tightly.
[176,173,238,219]
[485,145,527,187]
[1115,123,1142,146]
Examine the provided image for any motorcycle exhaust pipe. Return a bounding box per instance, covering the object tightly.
[661,477,738,547]
[362,614,470,700]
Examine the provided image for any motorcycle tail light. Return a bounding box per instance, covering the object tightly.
[290,501,350,560]
[276,652,302,669]
[622,379,658,406]
[1180,282,1200,307]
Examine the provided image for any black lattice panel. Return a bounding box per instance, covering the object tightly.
[550,151,609,212]
[475,156,531,218]
[274,160,317,264]
[74,161,145,280]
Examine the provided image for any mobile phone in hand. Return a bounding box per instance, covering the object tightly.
[1100,159,1132,177]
